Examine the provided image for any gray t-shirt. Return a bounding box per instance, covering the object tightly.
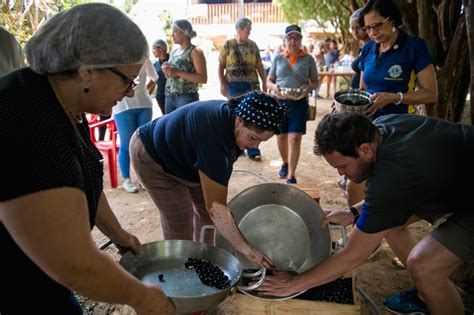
[269,52,317,88]
[357,114,474,233]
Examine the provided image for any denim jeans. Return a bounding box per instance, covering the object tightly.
[165,92,199,114]
[114,107,152,178]
[226,82,253,98]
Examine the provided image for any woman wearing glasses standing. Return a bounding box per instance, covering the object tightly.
[267,24,319,184]
[0,4,174,314]
[346,2,438,224]
[358,0,437,118]
[113,59,158,193]
[162,19,207,114]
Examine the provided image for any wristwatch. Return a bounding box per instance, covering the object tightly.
[394,92,404,105]
[348,206,360,223]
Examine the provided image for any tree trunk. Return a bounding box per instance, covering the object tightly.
[436,16,470,121]
[464,0,474,124]
[418,0,441,63]
[393,0,418,35]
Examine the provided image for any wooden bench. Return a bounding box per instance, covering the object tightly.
[289,183,320,204]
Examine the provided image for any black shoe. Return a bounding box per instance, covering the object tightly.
[279,163,288,178]
[286,177,297,184]
[247,148,261,160]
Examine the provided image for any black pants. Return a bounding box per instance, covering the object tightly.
[156,93,166,116]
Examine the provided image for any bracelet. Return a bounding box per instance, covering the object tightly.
[394,92,403,105]
[348,206,360,222]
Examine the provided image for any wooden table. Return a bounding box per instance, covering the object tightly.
[318,70,354,97]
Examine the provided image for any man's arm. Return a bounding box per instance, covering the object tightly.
[256,226,386,297]
[198,170,273,269]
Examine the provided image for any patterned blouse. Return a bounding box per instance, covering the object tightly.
[219,39,261,85]
[165,44,199,95]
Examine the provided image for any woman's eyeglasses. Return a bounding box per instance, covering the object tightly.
[107,67,139,93]
[362,17,390,33]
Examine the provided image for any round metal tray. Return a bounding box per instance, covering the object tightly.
[216,183,331,300]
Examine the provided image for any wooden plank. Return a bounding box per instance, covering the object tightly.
[289,183,320,204]
[232,294,361,314]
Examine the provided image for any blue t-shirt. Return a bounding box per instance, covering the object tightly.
[356,114,474,234]
[324,49,339,65]
[139,100,242,186]
[359,31,433,118]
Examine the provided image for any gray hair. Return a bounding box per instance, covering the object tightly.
[350,8,364,23]
[173,19,197,39]
[152,39,168,52]
[235,17,252,31]
[25,3,148,74]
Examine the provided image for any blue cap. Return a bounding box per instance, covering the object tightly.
[285,24,301,36]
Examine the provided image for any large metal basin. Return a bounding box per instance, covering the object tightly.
[119,240,242,313]
[215,183,332,300]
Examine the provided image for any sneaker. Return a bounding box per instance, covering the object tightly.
[122,178,138,193]
[247,148,261,160]
[279,163,288,178]
[383,288,429,314]
[286,176,297,184]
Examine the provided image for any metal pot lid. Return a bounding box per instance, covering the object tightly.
[216,183,330,297]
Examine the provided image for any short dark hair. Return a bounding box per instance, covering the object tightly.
[358,0,402,29]
[314,113,378,157]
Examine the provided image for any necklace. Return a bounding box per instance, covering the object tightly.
[67,108,83,124]
[48,76,83,124]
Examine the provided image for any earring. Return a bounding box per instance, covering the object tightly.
[83,86,90,93]
[392,26,397,32]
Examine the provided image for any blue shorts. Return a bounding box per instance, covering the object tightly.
[277,98,308,134]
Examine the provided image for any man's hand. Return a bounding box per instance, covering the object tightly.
[322,209,354,227]
[253,271,299,297]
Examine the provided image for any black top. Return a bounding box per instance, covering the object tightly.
[0,68,104,314]
[153,53,170,95]
[357,114,474,234]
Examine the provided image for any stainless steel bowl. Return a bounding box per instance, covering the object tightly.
[334,89,372,114]
[279,87,307,100]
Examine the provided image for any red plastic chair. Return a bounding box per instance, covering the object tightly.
[87,114,120,188]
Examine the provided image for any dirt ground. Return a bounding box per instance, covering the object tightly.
[85,99,473,315]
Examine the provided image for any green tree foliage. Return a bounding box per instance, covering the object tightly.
[1,0,88,46]
[276,0,470,122]
[275,0,364,54]
[159,9,173,51]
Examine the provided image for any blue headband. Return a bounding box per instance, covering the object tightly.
[235,92,286,130]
